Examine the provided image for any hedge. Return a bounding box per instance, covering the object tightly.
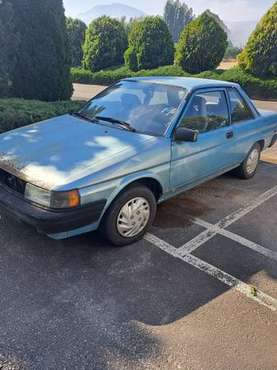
[71,66,277,100]
[0,99,84,134]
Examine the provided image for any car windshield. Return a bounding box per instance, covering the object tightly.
[79,80,188,136]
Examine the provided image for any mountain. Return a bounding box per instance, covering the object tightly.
[226,21,258,47]
[79,3,145,24]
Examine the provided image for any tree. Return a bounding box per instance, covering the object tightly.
[175,12,228,73]
[83,16,128,72]
[124,16,174,71]
[238,2,277,78]
[0,0,19,97]
[10,0,72,101]
[66,17,87,67]
[164,0,193,43]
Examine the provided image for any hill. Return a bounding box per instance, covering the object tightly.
[79,3,145,24]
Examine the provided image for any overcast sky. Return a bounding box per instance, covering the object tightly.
[63,0,275,22]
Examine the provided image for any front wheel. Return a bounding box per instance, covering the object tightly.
[101,185,157,246]
[234,143,261,179]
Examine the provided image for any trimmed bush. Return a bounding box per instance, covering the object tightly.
[0,99,84,134]
[66,17,87,67]
[71,65,277,100]
[10,0,72,101]
[83,16,128,72]
[238,2,277,78]
[175,12,228,73]
[125,16,175,71]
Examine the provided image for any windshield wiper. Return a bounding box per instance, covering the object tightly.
[95,116,136,132]
[71,112,99,123]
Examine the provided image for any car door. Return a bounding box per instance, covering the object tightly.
[170,88,237,189]
[227,87,258,163]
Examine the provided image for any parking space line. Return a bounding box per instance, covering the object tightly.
[178,185,277,255]
[145,233,277,312]
[192,218,277,262]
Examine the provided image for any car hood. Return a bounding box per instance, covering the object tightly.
[0,114,159,190]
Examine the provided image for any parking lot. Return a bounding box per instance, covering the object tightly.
[0,88,277,369]
[0,158,277,369]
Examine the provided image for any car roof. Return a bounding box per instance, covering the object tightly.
[123,76,239,91]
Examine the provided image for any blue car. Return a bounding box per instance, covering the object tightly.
[0,77,276,245]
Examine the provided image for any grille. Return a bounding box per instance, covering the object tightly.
[0,168,26,195]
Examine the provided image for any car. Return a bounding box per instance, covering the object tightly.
[0,77,276,246]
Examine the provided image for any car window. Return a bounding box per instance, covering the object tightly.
[228,88,254,123]
[149,89,186,106]
[80,81,187,136]
[180,91,229,133]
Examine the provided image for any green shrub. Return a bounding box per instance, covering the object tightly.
[175,12,228,73]
[0,99,84,134]
[66,17,87,67]
[238,2,277,78]
[125,16,175,71]
[71,65,277,100]
[10,0,72,101]
[217,68,277,100]
[83,16,128,72]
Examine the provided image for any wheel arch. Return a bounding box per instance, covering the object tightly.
[99,175,163,224]
[257,139,265,151]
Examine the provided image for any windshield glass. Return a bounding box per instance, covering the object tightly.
[79,80,187,136]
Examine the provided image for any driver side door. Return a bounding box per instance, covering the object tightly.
[170,88,237,190]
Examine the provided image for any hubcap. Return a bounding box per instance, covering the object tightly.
[246,148,259,174]
[117,197,150,238]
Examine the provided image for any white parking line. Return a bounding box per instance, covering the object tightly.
[192,218,277,262]
[178,185,277,256]
[145,233,277,312]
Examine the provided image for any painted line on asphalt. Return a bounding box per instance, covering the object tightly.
[145,233,277,312]
[192,217,277,263]
[178,184,277,256]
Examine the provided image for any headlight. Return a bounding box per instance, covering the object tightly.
[25,184,80,209]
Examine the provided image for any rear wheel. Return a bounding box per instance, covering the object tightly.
[234,142,261,179]
[102,185,157,246]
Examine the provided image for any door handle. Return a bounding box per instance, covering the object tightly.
[226,131,234,139]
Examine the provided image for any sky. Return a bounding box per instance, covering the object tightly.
[63,0,276,22]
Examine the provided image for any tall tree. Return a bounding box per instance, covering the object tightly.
[10,0,72,101]
[164,0,193,43]
[0,0,19,97]
[66,17,87,67]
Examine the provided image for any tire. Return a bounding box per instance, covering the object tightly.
[234,142,261,179]
[101,185,157,246]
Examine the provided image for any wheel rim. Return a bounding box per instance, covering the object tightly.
[117,197,150,238]
[246,148,259,174]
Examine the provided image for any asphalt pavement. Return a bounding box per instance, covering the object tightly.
[0,161,277,369]
[0,83,276,369]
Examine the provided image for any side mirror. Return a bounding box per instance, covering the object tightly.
[174,127,199,142]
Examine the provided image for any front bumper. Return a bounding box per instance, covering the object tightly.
[0,183,106,235]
